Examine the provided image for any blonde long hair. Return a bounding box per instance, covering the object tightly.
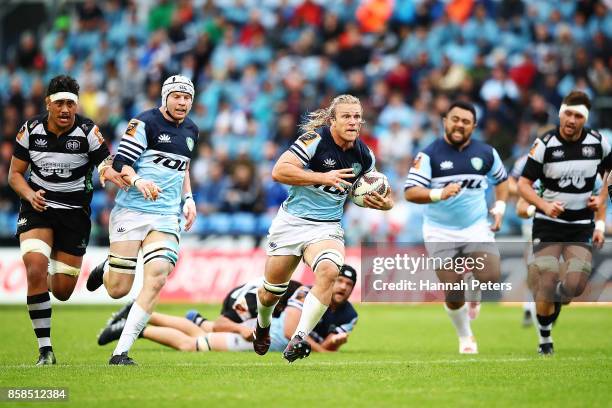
[299,94,363,134]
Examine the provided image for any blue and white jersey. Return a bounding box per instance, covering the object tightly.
[404,138,507,230]
[113,109,199,215]
[284,126,375,221]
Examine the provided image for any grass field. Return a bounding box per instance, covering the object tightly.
[1,303,610,407]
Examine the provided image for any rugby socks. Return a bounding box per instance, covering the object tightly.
[27,292,52,354]
[256,290,278,328]
[292,292,328,339]
[199,333,252,352]
[113,302,150,356]
[445,303,473,338]
[536,314,554,344]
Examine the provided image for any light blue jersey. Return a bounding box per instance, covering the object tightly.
[113,109,199,216]
[285,127,375,221]
[405,138,507,230]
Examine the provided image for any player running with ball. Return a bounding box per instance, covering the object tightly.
[253,94,393,362]
[404,101,509,354]
[86,75,198,365]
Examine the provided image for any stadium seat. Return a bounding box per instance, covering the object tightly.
[229,212,257,235]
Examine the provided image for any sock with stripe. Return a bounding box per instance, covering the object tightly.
[536,314,555,344]
[27,292,52,354]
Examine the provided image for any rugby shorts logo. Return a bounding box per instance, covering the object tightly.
[117,227,126,233]
[269,241,278,249]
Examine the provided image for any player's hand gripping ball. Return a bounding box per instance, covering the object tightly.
[349,171,390,207]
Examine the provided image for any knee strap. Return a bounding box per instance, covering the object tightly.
[566,258,592,275]
[263,279,290,296]
[311,249,344,272]
[143,240,179,266]
[108,253,138,275]
[531,255,560,274]
[48,260,80,277]
[20,239,51,258]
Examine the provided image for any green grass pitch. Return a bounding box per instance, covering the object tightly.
[0,304,610,407]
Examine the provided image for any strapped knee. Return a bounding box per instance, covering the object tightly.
[566,258,592,275]
[20,239,51,258]
[312,249,344,273]
[143,240,179,268]
[108,253,138,275]
[49,260,80,277]
[530,255,560,274]
[263,279,290,296]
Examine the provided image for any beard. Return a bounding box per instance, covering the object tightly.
[445,127,470,146]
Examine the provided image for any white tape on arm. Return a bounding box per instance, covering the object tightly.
[429,188,443,202]
[491,200,507,216]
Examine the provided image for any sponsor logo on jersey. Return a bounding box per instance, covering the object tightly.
[34,138,48,147]
[323,158,337,168]
[529,140,539,157]
[440,160,454,170]
[125,119,140,137]
[158,133,171,143]
[471,157,483,171]
[582,146,595,158]
[39,162,72,178]
[93,126,104,145]
[66,140,81,151]
[17,125,26,141]
[298,132,319,146]
[17,217,27,227]
[413,153,422,170]
[552,149,564,159]
[186,137,194,151]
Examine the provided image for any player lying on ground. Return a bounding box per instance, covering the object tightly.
[254,94,392,363]
[518,91,610,355]
[97,266,358,353]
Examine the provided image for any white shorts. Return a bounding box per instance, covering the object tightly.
[266,207,344,256]
[109,207,181,243]
[423,221,499,259]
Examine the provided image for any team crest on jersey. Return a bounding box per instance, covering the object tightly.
[66,140,80,151]
[298,132,319,146]
[440,160,454,170]
[351,162,362,175]
[582,146,595,158]
[552,149,564,159]
[470,157,483,171]
[186,137,194,151]
[125,119,140,137]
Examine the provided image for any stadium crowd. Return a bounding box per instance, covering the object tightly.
[1,0,611,245]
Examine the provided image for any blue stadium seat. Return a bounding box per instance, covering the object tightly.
[230,212,257,235]
[205,213,232,235]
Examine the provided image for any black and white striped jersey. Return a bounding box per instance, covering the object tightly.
[13,113,110,209]
[522,127,612,225]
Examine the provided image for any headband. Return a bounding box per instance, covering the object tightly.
[49,92,78,103]
[559,103,589,122]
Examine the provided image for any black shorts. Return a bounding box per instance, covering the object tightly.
[532,219,593,253]
[16,201,92,256]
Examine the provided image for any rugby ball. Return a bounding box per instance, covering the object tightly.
[349,171,390,207]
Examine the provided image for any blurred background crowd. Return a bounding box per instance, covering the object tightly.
[0,0,611,247]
